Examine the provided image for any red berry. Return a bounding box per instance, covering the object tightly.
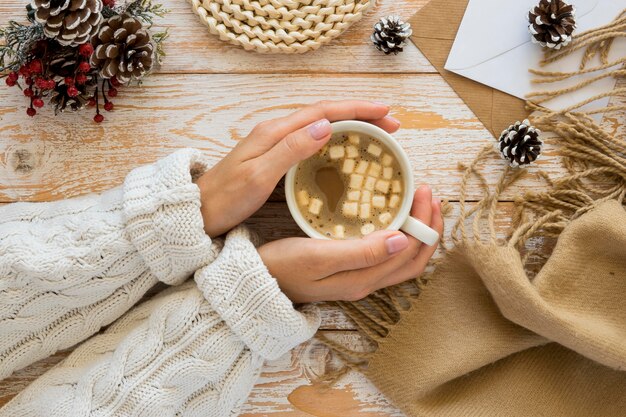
[5,77,16,87]
[64,76,74,86]
[94,113,104,123]
[46,80,57,89]
[78,61,91,73]
[78,43,94,57]
[25,77,33,86]
[8,72,18,82]
[35,77,46,89]
[104,101,114,111]
[23,88,34,97]
[103,0,115,6]
[28,59,43,74]
[88,97,97,106]
[110,76,121,87]
[33,98,44,108]
[75,74,88,84]
[67,86,79,97]
[108,87,118,97]
[26,108,36,117]
[19,65,30,77]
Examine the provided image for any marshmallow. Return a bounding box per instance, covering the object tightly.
[329,145,345,160]
[309,198,323,215]
[342,159,356,174]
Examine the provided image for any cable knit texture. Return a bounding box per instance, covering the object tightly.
[0,226,320,417]
[0,149,218,380]
[196,227,320,360]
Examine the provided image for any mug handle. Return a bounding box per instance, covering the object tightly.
[400,216,439,246]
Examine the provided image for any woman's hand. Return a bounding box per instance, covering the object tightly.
[196,100,400,238]
[258,186,444,303]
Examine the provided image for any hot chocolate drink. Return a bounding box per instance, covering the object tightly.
[294,131,404,239]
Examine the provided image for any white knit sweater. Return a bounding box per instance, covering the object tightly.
[0,149,320,416]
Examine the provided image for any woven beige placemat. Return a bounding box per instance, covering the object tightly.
[189,0,373,54]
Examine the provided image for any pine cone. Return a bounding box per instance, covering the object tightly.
[47,47,95,113]
[528,0,576,50]
[90,14,154,83]
[30,0,103,46]
[498,120,543,167]
[371,15,412,55]
[48,85,88,113]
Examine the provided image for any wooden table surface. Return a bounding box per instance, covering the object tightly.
[0,0,583,415]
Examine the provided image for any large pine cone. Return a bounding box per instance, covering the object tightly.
[90,14,154,83]
[31,0,103,46]
[528,0,576,50]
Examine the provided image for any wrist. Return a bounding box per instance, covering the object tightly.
[195,172,217,236]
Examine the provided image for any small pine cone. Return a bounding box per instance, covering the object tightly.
[47,47,79,79]
[528,0,576,50]
[31,0,103,46]
[371,15,412,55]
[46,47,95,113]
[49,85,89,113]
[498,120,543,167]
[90,14,154,83]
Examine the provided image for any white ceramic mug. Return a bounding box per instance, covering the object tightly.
[285,120,440,246]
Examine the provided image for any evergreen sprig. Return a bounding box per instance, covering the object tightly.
[126,0,168,26]
[0,21,44,73]
[103,0,168,27]
[153,30,168,64]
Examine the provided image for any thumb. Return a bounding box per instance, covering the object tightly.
[313,230,410,275]
[261,119,332,181]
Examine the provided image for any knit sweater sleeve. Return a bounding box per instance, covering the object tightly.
[0,226,320,417]
[0,149,219,380]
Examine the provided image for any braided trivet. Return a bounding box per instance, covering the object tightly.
[189,0,373,54]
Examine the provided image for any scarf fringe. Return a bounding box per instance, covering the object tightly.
[315,9,626,385]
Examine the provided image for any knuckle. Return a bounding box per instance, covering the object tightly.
[283,133,301,156]
[251,120,272,137]
[313,100,329,109]
[312,100,331,116]
[362,243,380,267]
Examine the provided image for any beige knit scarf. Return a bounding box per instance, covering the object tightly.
[319,11,626,417]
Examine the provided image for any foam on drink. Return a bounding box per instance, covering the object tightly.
[294,131,405,239]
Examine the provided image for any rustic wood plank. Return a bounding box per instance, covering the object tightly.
[0,1,432,75]
[0,333,404,416]
[0,73,566,202]
[239,333,404,416]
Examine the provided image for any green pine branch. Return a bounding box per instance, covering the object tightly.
[0,21,44,73]
[103,0,169,28]
[152,29,168,64]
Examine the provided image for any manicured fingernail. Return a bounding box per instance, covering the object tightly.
[373,101,389,107]
[385,115,400,126]
[433,197,441,208]
[418,184,431,191]
[385,233,409,255]
[308,119,331,140]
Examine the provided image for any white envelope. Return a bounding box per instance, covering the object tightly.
[445,0,626,112]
